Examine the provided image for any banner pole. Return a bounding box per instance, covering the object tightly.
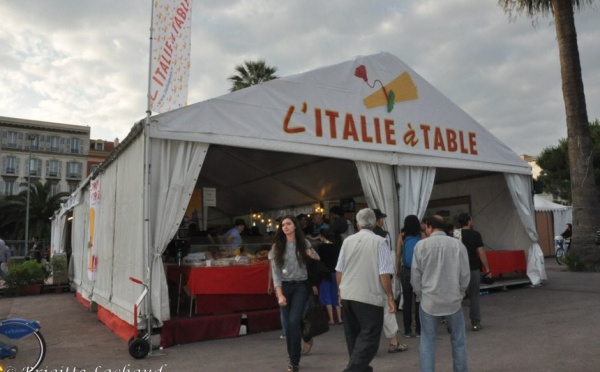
[143,0,155,348]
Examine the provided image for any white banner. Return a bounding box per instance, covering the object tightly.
[149,0,192,113]
[88,177,101,281]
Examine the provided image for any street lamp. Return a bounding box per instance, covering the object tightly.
[24,135,34,256]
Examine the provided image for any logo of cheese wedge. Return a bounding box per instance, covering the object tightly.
[362,71,418,111]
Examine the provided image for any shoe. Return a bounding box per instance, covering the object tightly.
[472,324,482,331]
[302,338,313,355]
[287,364,299,372]
[388,343,408,353]
[416,332,420,338]
[404,333,415,338]
[279,335,286,340]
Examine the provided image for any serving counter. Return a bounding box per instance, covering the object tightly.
[167,262,278,314]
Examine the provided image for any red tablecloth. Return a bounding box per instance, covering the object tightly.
[167,264,277,314]
[180,264,270,295]
[484,250,526,276]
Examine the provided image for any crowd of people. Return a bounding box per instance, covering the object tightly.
[266,207,509,372]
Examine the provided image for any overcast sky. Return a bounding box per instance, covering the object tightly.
[0,0,598,156]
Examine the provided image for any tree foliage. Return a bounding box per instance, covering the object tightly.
[498,0,600,271]
[227,59,279,92]
[0,181,70,240]
[537,120,600,203]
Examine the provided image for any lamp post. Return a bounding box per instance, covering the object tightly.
[24,135,34,256]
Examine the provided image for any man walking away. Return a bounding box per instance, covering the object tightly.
[336,208,396,372]
[411,215,470,372]
[455,213,491,331]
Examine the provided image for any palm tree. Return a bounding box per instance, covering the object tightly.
[0,181,70,241]
[227,59,279,92]
[498,0,600,270]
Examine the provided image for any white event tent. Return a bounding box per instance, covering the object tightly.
[53,52,546,330]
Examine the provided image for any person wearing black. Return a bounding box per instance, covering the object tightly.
[456,213,491,331]
[30,236,43,263]
[561,223,572,239]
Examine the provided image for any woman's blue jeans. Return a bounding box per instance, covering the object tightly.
[281,280,310,366]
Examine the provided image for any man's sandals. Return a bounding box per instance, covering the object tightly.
[388,342,408,353]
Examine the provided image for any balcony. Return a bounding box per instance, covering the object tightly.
[47,171,60,179]
[67,173,81,180]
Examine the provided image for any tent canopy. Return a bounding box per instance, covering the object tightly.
[63,52,544,329]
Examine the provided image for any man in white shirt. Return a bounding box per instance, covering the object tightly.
[411,215,470,372]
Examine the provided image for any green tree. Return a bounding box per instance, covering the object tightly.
[227,59,279,92]
[537,120,600,202]
[498,0,600,270]
[0,181,69,241]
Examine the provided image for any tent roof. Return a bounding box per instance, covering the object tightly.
[149,52,530,176]
[534,194,571,212]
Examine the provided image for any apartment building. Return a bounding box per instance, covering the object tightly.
[0,116,90,196]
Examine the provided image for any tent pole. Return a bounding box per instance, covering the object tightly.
[142,0,155,351]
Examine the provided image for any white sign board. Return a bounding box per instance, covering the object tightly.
[203,187,216,207]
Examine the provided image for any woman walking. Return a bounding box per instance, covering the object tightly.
[269,215,320,372]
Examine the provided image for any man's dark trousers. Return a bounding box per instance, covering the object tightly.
[341,299,384,372]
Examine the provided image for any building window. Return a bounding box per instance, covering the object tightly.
[4,156,18,175]
[2,180,16,195]
[6,131,19,149]
[50,136,61,152]
[49,182,60,197]
[71,138,82,154]
[68,182,79,193]
[28,158,41,177]
[29,134,40,150]
[47,160,61,178]
[67,161,82,179]
[95,142,104,151]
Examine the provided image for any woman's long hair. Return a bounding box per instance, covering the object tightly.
[403,215,421,237]
[272,215,309,268]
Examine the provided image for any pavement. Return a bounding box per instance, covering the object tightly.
[2,259,600,372]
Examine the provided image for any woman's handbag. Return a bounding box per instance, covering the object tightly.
[302,296,329,342]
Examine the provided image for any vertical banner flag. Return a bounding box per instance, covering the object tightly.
[88,178,101,281]
[150,0,192,113]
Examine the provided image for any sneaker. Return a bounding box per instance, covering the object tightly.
[472,324,482,331]
[280,335,286,340]
[404,333,415,338]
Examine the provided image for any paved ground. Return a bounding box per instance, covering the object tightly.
[2,259,600,372]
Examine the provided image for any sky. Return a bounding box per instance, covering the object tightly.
[0,0,598,157]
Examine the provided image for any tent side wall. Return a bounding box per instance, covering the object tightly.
[70,133,145,328]
[429,173,530,251]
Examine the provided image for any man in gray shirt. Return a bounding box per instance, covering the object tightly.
[411,215,470,372]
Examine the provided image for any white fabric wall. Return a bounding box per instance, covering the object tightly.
[429,174,530,251]
[109,134,146,324]
[148,138,208,322]
[70,187,92,300]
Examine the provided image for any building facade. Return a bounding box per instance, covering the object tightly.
[88,138,118,176]
[0,116,90,196]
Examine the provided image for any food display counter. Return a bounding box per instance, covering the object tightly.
[167,260,278,314]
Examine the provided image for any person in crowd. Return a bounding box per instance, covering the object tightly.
[456,213,491,332]
[373,208,407,353]
[30,236,43,263]
[0,238,10,278]
[224,219,246,251]
[397,214,422,338]
[561,223,572,239]
[269,215,320,372]
[336,208,397,371]
[411,215,470,372]
[312,213,329,236]
[296,214,314,236]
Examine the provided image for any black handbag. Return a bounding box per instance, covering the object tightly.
[302,296,329,342]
